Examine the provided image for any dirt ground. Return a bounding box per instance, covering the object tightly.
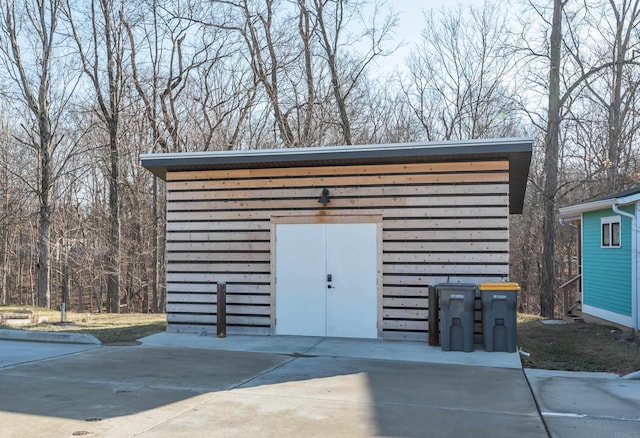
[517,315,640,375]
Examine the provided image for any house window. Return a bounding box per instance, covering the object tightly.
[601,216,621,248]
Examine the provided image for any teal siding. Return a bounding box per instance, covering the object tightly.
[582,206,634,317]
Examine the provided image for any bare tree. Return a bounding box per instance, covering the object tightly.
[310,0,397,145]
[0,0,67,308]
[199,0,396,147]
[528,0,640,317]
[539,0,565,318]
[64,0,127,313]
[570,0,640,192]
[0,113,36,306]
[211,0,297,146]
[123,1,187,312]
[401,2,521,141]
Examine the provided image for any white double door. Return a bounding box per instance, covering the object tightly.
[275,223,378,338]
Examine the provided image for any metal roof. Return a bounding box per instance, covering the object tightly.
[141,137,533,214]
[592,186,640,201]
[559,186,640,220]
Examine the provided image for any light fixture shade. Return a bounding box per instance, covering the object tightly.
[318,188,331,204]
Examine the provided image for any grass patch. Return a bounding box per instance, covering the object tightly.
[1,305,166,344]
[0,305,59,319]
[518,315,640,375]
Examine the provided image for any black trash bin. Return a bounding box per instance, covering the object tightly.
[437,283,476,352]
[480,282,520,352]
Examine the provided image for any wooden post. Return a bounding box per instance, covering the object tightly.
[217,281,226,338]
[428,285,439,346]
[563,249,572,315]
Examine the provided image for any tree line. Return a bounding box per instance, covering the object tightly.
[0,0,638,318]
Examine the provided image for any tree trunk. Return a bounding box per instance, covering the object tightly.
[1,0,58,309]
[315,0,352,145]
[606,6,626,192]
[607,97,621,192]
[297,0,315,144]
[540,0,564,319]
[107,124,120,313]
[37,137,51,308]
[1,157,8,306]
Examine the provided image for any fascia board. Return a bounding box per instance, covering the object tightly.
[559,199,616,218]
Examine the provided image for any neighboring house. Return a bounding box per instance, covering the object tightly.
[141,137,532,341]
[559,187,640,330]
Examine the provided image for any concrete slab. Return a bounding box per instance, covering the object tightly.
[0,328,101,344]
[141,331,324,355]
[308,337,522,368]
[0,344,545,437]
[135,357,545,437]
[622,370,640,380]
[0,340,99,368]
[0,346,292,437]
[526,369,640,437]
[239,356,538,414]
[525,368,620,380]
[136,357,546,437]
[141,332,523,369]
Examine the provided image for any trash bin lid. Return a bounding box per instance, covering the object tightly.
[478,282,521,291]
[435,282,478,289]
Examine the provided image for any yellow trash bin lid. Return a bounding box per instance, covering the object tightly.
[478,282,521,291]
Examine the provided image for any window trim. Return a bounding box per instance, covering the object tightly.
[601,215,621,248]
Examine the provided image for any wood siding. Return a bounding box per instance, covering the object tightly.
[164,160,510,341]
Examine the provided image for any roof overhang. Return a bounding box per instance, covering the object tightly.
[559,194,640,221]
[141,137,533,214]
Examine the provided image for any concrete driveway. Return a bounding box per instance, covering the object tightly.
[0,338,547,437]
[525,369,640,438]
[0,339,99,368]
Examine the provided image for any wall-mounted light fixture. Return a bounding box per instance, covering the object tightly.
[317,188,331,205]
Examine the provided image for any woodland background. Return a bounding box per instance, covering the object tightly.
[0,0,638,317]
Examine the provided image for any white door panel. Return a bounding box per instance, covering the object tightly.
[326,223,378,338]
[275,222,377,338]
[275,224,326,336]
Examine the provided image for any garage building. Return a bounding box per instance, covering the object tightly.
[141,137,532,341]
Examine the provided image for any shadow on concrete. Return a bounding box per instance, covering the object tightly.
[0,347,289,421]
[0,346,546,437]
